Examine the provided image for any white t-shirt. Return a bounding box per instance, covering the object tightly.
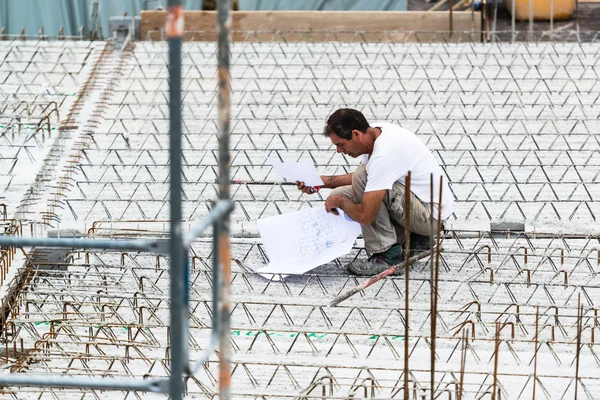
[362,122,453,220]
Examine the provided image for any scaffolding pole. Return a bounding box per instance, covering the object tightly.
[165,1,185,399]
[217,0,233,399]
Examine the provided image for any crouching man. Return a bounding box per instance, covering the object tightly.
[297,108,453,275]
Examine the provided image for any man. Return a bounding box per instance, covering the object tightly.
[296,108,453,275]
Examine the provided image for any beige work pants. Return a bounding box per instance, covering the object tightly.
[331,165,441,253]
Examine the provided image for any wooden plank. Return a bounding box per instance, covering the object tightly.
[141,11,482,42]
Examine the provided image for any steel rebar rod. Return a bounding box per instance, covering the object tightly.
[449,0,454,38]
[528,0,534,42]
[429,174,436,400]
[533,306,539,399]
[327,247,437,307]
[434,176,444,374]
[575,0,579,35]
[574,295,582,399]
[166,1,185,399]
[492,322,500,400]
[550,0,554,38]
[458,329,468,400]
[403,171,412,400]
[511,0,516,42]
[229,180,296,185]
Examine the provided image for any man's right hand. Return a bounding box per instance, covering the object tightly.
[296,181,319,195]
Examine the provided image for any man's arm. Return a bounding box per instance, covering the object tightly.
[325,190,386,226]
[320,173,352,189]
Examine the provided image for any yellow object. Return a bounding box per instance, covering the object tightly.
[505,0,575,21]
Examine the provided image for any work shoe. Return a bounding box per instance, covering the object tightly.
[408,232,433,256]
[346,244,405,276]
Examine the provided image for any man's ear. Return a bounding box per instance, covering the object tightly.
[352,129,361,138]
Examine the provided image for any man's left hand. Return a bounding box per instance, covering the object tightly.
[325,194,343,215]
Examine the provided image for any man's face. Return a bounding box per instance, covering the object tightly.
[329,132,361,158]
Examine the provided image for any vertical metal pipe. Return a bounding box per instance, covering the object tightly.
[471,0,475,40]
[429,174,435,400]
[458,329,467,400]
[403,171,412,400]
[434,178,443,315]
[492,322,500,400]
[532,306,539,399]
[217,0,232,399]
[166,1,185,399]
[550,0,554,38]
[528,0,534,42]
[575,0,579,34]
[492,0,498,42]
[511,0,516,42]
[433,175,444,398]
[449,0,453,39]
[480,0,486,43]
[575,295,582,400]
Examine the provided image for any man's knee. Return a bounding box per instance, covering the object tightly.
[331,186,353,200]
[351,165,367,201]
[352,165,367,188]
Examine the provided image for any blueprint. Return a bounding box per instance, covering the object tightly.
[257,207,361,275]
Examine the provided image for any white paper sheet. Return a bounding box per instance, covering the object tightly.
[267,157,324,187]
[257,207,361,275]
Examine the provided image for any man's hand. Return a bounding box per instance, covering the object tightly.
[295,181,320,195]
[324,190,386,225]
[325,194,343,215]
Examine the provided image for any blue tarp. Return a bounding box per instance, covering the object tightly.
[0,0,406,37]
[0,0,203,37]
[239,0,407,11]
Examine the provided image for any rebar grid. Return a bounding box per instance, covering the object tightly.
[4,235,600,398]
[0,1,228,397]
[0,21,600,399]
[0,39,105,231]
[41,38,600,237]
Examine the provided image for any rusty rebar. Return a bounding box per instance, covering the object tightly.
[449,0,454,37]
[328,247,437,307]
[430,174,436,400]
[403,171,411,400]
[533,306,539,399]
[492,322,500,400]
[458,328,468,400]
[433,178,444,334]
[575,294,582,400]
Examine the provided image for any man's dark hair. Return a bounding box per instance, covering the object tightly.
[323,108,370,140]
